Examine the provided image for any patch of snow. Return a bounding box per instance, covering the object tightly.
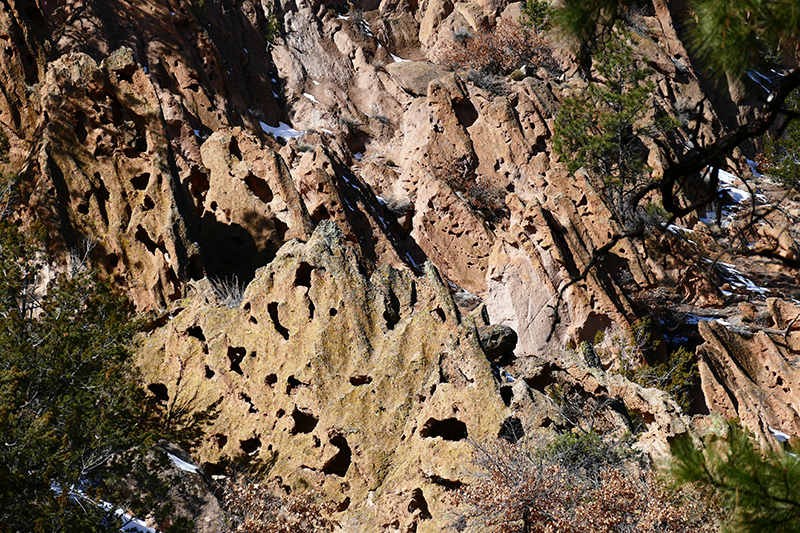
[353,152,363,161]
[312,80,320,85]
[390,53,410,63]
[272,91,280,98]
[746,70,774,95]
[259,121,304,139]
[713,319,731,326]
[303,92,320,104]
[142,66,148,74]
[725,187,751,203]
[747,159,763,178]
[711,260,770,295]
[769,426,791,443]
[193,129,202,137]
[338,15,350,20]
[717,169,752,203]
[319,128,334,135]
[167,452,201,473]
[667,224,694,235]
[271,78,277,83]
[243,48,248,53]
[684,314,703,325]
[52,482,156,532]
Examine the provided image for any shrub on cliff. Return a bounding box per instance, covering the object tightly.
[439,19,555,76]
[221,476,338,533]
[0,210,194,531]
[451,434,719,532]
[764,88,800,189]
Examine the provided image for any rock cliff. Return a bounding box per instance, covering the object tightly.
[2,0,799,529]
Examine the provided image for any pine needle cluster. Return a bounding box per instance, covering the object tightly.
[670,420,800,533]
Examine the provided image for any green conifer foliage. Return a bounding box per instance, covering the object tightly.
[553,29,676,226]
[670,420,800,533]
[765,89,800,188]
[689,0,800,78]
[0,218,151,531]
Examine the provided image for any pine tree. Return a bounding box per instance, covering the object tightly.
[551,0,800,230]
[669,420,800,533]
[765,88,800,188]
[553,28,676,227]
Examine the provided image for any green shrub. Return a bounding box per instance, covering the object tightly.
[522,0,554,31]
[553,25,677,227]
[764,89,800,189]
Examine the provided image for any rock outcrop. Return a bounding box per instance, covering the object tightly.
[139,221,510,532]
[2,0,800,528]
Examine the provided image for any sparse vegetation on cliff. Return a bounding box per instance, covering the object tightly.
[440,19,555,76]
[452,433,719,532]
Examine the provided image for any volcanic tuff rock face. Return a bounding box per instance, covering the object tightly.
[2,0,800,528]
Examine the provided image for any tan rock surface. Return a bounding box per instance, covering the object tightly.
[138,221,509,531]
[3,0,800,527]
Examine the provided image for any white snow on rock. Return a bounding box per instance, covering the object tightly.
[259,121,303,139]
[167,452,201,473]
[769,426,792,443]
[717,169,752,203]
[303,92,320,104]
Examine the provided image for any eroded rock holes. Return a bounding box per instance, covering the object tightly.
[350,375,372,386]
[147,383,169,403]
[244,173,273,203]
[268,302,290,340]
[498,416,524,443]
[408,488,432,519]
[240,437,261,455]
[227,346,246,375]
[322,435,351,477]
[187,325,206,341]
[290,407,318,435]
[420,417,468,441]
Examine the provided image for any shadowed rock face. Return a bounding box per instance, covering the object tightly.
[3,0,800,528]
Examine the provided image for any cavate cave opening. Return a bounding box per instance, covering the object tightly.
[408,488,432,519]
[383,289,401,330]
[244,172,273,203]
[227,346,246,375]
[294,262,313,288]
[420,417,468,441]
[322,435,351,477]
[290,407,318,435]
[268,302,290,340]
[498,416,525,443]
[187,325,206,341]
[350,375,372,386]
[147,383,169,403]
[240,437,261,455]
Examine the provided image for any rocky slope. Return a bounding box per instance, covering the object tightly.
[2,0,800,529]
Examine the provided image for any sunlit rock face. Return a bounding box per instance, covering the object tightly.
[3,0,800,528]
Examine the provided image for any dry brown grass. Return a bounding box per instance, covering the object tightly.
[221,477,338,533]
[451,437,721,533]
[439,20,555,74]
